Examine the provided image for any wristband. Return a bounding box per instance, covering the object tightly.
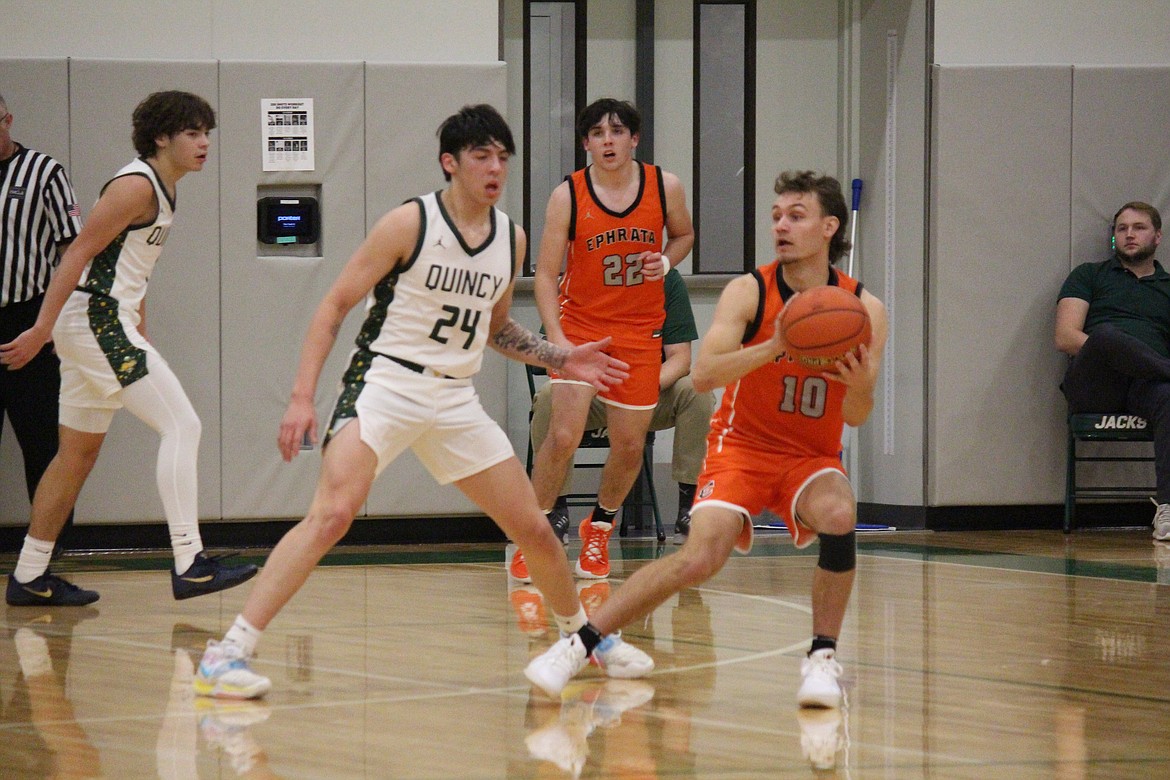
[661,255,672,274]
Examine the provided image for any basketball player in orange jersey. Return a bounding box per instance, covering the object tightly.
[520,98,694,582]
[525,172,888,717]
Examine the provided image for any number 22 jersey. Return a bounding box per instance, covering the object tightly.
[557,162,667,348]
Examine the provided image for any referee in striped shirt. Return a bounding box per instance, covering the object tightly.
[0,93,83,550]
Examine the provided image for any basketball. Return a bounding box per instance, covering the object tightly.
[779,286,871,367]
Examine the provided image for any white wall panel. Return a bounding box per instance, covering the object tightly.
[217,62,366,520]
[928,66,1072,505]
[1070,67,1170,269]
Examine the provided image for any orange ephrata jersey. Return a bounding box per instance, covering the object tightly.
[557,162,667,348]
[707,263,865,458]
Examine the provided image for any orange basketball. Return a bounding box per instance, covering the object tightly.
[779,286,871,367]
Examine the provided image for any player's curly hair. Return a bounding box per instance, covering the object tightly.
[774,171,852,266]
[132,91,216,158]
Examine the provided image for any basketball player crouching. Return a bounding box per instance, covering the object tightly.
[525,170,887,709]
[193,104,654,700]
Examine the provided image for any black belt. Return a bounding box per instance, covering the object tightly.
[383,353,457,379]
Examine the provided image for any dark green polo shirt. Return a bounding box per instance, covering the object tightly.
[661,268,699,346]
[1059,256,1170,357]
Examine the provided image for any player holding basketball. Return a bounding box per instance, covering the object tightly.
[519,98,694,582]
[193,104,653,699]
[526,171,888,711]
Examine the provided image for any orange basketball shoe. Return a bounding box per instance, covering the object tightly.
[575,517,613,579]
[506,543,532,584]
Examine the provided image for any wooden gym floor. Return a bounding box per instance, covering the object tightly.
[2,527,1169,778]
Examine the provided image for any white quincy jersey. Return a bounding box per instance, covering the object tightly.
[356,191,516,379]
[76,158,174,324]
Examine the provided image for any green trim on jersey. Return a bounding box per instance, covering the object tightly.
[86,291,148,386]
[325,347,374,444]
[80,231,127,296]
[355,269,401,351]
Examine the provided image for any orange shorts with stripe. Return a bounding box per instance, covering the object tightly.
[549,339,661,409]
[692,443,845,553]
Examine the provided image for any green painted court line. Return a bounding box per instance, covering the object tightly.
[14,534,1160,584]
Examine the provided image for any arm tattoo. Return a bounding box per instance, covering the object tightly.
[493,319,568,369]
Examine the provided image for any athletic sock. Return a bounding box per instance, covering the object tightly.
[171,532,203,575]
[576,622,603,655]
[591,504,619,529]
[554,606,589,636]
[13,535,55,584]
[223,615,263,657]
[810,635,837,655]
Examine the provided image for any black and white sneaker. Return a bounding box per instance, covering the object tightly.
[6,571,100,607]
[172,553,258,601]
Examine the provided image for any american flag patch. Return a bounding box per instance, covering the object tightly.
[68,204,80,217]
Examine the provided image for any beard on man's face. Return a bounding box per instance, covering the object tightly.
[1117,242,1158,265]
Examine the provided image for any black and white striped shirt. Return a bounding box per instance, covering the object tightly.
[1,143,82,307]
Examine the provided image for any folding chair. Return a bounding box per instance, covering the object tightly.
[525,365,665,541]
[1065,413,1155,533]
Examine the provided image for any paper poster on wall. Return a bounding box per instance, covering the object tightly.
[261,98,315,171]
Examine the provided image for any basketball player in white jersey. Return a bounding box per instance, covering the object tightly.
[194,104,654,699]
[1,91,257,606]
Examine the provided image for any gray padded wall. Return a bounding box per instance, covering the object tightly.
[0,60,71,522]
[856,0,929,508]
[1070,67,1170,267]
[2,60,517,528]
[68,60,222,523]
[363,63,507,516]
[218,62,367,520]
[929,66,1072,505]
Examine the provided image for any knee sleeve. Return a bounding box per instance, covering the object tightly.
[817,530,856,573]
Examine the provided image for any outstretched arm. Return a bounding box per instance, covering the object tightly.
[489,226,629,390]
[491,319,629,391]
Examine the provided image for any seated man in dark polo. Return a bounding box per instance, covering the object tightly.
[1055,200,1170,540]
